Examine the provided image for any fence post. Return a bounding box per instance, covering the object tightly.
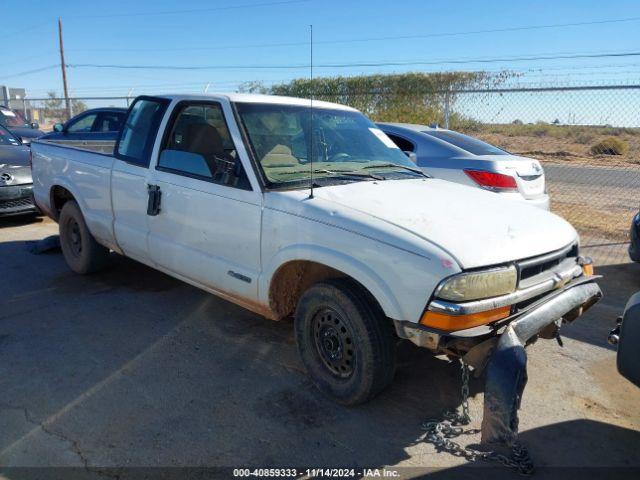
[444,88,451,129]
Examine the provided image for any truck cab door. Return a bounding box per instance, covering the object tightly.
[111,96,171,264]
[145,99,262,304]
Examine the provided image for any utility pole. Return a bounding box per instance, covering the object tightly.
[58,17,72,120]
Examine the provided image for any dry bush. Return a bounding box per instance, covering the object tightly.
[590,137,629,156]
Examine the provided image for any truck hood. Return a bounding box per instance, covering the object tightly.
[312,178,577,268]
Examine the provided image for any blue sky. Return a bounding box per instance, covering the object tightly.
[2,0,639,99]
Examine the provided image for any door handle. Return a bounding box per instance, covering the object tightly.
[147,184,161,216]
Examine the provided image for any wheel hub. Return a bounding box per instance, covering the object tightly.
[312,308,355,378]
[68,219,82,256]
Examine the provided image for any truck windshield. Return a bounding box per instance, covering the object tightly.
[235,102,420,188]
[0,107,29,128]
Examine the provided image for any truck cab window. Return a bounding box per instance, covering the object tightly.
[158,102,250,189]
[116,98,169,167]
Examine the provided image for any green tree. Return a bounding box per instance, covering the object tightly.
[43,91,63,119]
[71,99,88,115]
[237,80,269,94]
[268,71,515,128]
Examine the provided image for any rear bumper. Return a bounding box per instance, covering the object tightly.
[524,193,550,211]
[0,184,37,216]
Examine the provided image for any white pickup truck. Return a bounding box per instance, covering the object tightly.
[31,93,602,411]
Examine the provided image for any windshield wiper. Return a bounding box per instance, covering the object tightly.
[285,168,385,181]
[315,168,385,180]
[361,163,430,178]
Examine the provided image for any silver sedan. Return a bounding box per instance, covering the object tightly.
[0,124,37,216]
[377,123,550,210]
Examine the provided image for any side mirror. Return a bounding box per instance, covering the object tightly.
[404,151,417,163]
[30,122,39,129]
[53,123,64,133]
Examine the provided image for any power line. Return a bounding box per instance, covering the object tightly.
[0,21,52,40]
[66,51,640,72]
[65,15,640,53]
[0,65,58,80]
[3,51,58,68]
[68,0,310,19]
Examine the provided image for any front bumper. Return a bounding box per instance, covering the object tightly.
[479,281,601,445]
[396,279,602,448]
[0,184,37,216]
[395,276,602,350]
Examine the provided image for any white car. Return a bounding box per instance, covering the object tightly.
[377,123,550,210]
[31,93,599,412]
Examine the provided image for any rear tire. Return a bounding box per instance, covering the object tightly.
[294,278,396,405]
[59,200,110,274]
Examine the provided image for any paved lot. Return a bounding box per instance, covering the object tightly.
[1,216,639,478]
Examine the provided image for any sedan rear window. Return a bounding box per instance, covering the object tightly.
[422,130,508,156]
[0,107,29,128]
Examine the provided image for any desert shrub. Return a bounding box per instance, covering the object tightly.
[574,133,594,144]
[590,137,629,155]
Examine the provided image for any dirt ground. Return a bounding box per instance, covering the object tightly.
[474,124,640,168]
[0,216,639,479]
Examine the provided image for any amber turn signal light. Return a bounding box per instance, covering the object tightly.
[578,256,594,276]
[420,305,511,331]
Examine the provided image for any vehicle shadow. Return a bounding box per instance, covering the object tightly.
[424,419,640,479]
[0,214,43,229]
[1,240,638,474]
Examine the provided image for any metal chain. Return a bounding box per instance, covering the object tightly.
[421,360,535,475]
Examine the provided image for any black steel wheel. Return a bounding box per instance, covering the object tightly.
[295,278,396,405]
[312,307,356,378]
[59,200,110,274]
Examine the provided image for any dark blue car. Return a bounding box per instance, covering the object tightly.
[630,210,640,263]
[40,107,127,146]
[0,106,44,145]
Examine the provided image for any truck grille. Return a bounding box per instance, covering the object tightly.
[516,243,579,285]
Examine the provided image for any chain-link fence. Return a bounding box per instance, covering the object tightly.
[446,85,639,266]
[7,84,639,266]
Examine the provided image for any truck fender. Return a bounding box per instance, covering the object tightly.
[49,177,88,218]
[259,244,404,321]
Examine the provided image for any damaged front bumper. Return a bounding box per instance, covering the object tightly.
[478,280,601,446]
[395,276,602,447]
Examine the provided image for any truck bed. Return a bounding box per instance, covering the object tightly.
[31,140,117,248]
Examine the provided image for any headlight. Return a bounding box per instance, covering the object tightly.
[435,266,517,302]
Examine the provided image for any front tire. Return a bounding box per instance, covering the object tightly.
[59,200,110,274]
[294,279,396,405]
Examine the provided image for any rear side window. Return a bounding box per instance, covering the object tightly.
[116,98,169,167]
[422,130,508,156]
[385,133,415,152]
[95,112,125,132]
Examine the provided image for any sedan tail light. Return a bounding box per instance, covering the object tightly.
[464,169,518,192]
